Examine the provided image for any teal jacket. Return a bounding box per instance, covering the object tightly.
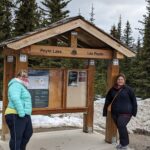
[7,78,32,117]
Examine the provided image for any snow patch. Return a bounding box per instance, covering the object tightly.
[0,98,150,133]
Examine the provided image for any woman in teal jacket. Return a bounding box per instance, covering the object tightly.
[5,70,33,150]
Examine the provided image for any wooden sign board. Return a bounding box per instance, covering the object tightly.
[67,70,87,108]
[28,69,49,108]
[22,45,113,59]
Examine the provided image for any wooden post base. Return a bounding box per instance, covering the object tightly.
[105,111,117,143]
[83,113,93,133]
[83,127,93,133]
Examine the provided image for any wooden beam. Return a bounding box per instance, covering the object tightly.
[70,31,78,48]
[62,69,67,109]
[56,35,69,47]
[2,48,18,56]
[83,60,95,133]
[22,45,113,59]
[32,107,88,115]
[78,19,136,57]
[105,58,119,143]
[15,53,28,75]
[114,51,124,59]
[7,20,81,50]
[57,34,92,48]
[77,28,105,48]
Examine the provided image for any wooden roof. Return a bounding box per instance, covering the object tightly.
[0,16,136,57]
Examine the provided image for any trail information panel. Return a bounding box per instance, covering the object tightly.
[28,69,49,108]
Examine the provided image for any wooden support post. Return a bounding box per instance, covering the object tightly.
[2,55,15,140]
[62,69,67,109]
[15,53,28,74]
[105,58,119,143]
[70,31,78,48]
[83,60,95,133]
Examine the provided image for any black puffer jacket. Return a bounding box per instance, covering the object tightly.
[103,85,137,117]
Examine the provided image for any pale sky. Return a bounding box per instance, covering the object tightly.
[38,0,147,41]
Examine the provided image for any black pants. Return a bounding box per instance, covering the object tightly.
[112,114,131,146]
[5,114,33,150]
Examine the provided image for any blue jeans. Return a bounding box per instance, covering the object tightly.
[5,114,33,150]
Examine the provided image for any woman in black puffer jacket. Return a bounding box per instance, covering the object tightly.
[103,73,137,150]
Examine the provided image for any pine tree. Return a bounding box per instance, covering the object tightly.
[127,1,150,98]
[94,60,108,96]
[127,37,142,95]
[123,21,134,48]
[110,16,122,40]
[41,0,71,25]
[110,24,118,38]
[137,0,150,98]
[0,0,14,42]
[14,0,40,36]
[117,15,122,40]
[136,36,142,52]
[78,8,81,16]
[89,4,95,24]
[120,21,134,86]
[0,0,14,98]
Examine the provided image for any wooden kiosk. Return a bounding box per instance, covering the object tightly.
[0,16,135,142]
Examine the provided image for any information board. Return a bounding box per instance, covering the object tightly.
[28,69,49,108]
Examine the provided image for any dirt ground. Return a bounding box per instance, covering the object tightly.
[129,134,150,150]
[34,127,150,150]
[1,127,150,150]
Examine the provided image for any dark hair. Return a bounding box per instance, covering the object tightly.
[115,73,126,83]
